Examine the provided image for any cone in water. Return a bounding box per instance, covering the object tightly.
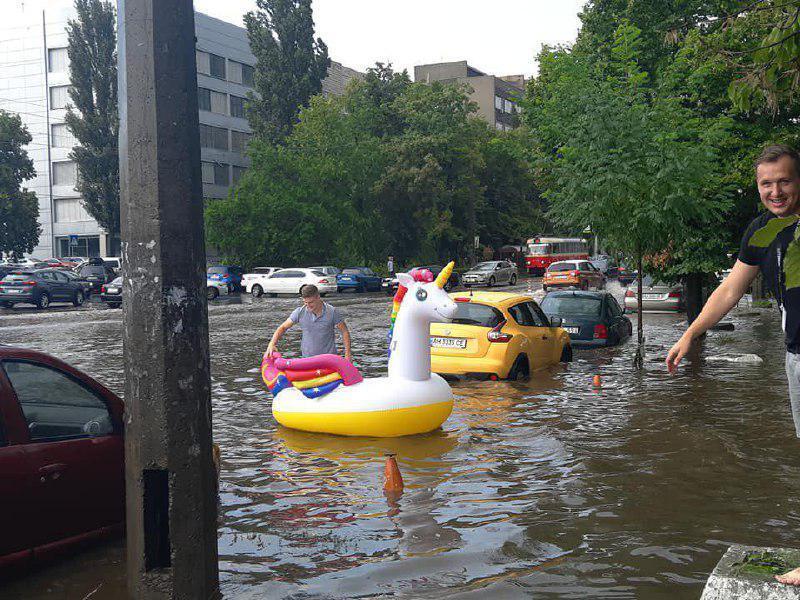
[383,454,404,493]
[593,374,602,387]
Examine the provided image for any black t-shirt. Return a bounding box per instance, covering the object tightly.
[739,211,800,347]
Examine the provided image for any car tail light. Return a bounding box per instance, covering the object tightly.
[101,285,106,293]
[668,291,681,298]
[22,280,36,286]
[319,279,330,284]
[487,321,513,343]
[594,324,608,339]
[625,290,635,297]
[454,297,470,303]
[571,270,578,277]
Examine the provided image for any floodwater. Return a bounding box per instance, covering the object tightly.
[1,282,799,599]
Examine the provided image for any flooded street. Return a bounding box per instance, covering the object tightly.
[2,284,799,599]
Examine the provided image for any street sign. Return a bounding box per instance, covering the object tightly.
[474,235,480,249]
[69,234,79,246]
[583,225,592,234]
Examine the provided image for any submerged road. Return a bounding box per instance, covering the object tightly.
[2,282,799,599]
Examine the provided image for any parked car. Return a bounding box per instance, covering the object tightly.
[78,263,116,295]
[207,278,230,300]
[100,276,123,308]
[430,291,572,380]
[540,290,632,347]
[589,255,619,278]
[0,269,87,309]
[260,268,337,297]
[309,266,341,277]
[624,276,685,313]
[42,258,72,269]
[0,346,125,574]
[337,267,382,293]
[542,260,605,292]
[60,256,85,267]
[242,267,282,297]
[462,261,518,288]
[207,265,244,292]
[102,257,122,273]
[62,270,93,297]
[618,264,638,286]
[382,264,461,295]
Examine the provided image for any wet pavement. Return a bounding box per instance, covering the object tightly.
[2,282,799,599]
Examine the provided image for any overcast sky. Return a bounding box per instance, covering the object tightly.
[193,0,587,77]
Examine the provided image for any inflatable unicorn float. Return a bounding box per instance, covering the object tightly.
[261,262,458,437]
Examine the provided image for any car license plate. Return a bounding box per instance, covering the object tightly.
[107,287,119,294]
[6,289,22,294]
[643,293,662,300]
[555,275,568,279]
[563,326,579,334]
[430,336,467,349]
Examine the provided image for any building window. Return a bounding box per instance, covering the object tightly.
[202,161,229,186]
[50,85,71,110]
[504,99,514,113]
[198,87,211,111]
[231,130,251,153]
[228,60,243,84]
[232,165,247,184]
[209,53,226,79]
[495,95,503,111]
[48,47,68,73]
[52,161,77,186]
[57,235,100,258]
[210,90,227,114]
[51,123,77,148]
[242,64,255,87]
[199,124,229,150]
[54,197,91,222]
[196,50,210,75]
[230,95,246,118]
[495,121,504,131]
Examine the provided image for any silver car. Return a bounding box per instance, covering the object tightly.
[623,276,684,313]
[462,261,518,288]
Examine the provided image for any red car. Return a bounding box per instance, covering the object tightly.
[0,347,124,575]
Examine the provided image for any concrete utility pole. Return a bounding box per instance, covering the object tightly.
[118,0,219,598]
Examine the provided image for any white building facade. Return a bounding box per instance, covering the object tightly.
[0,3,361,259]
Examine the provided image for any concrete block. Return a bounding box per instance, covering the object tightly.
[701,545,800,600]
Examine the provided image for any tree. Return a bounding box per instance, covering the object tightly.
[244,0,330,143]
[65,0,119,255]
[524,23,730,362]
[0,111,40,259]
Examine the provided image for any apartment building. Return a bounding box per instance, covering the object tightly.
[0,3,361,259]
[414,61,524,131]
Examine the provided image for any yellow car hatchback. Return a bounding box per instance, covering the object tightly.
[430,291,572,380]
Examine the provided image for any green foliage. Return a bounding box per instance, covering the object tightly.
[65,0,119,247]
[0,111,40,259]
[244,0,330,143]
[207,65,545,269]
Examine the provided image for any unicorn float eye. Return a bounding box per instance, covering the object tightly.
[416,288,428,301]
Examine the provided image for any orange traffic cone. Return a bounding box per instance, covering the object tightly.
[383,454,404,494]
[592,374,602,387]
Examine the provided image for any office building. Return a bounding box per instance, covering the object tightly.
[0,3,362,258]
[414,61,524,131]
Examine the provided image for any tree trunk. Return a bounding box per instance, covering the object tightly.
[684,272,704,325]
[635,253,644,369]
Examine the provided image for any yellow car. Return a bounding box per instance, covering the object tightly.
[430,291,572,380]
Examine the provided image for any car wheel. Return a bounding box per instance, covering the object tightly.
[357,284,366,293]
[251,284,263,298]
[560,345,573,363]
[207,287,219,300]
[580,281,588,291]
[337,286,343,294]
[0,301,13,308]
[320,292,328,297]
[37,293,50,309]
[542,285,548,292]
[444,280,453,292]
[488,276,495,287]
[510,274,517,285]
[507,355,529,381]
[110,302,121,309]
[73,290,85,306]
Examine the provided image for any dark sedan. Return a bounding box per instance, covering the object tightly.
[540,290,632,348]
[337,267,382,293]
[78,264,116,294]
[0,270,86,309]
[0,347,125,574]
[382,264,461,295]
[100,276,123,308]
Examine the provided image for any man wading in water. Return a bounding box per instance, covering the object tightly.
[267,285,352,362]
[666,144,800,586]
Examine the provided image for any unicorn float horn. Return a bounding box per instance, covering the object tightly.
[435,261,455,289]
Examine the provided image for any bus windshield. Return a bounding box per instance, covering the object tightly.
[528,243,551,256]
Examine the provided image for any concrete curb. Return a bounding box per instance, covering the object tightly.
[701,545,800,600]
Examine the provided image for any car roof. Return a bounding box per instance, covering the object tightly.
[448,291,532,306]
[544,290,609,298]
[551,259,586,266]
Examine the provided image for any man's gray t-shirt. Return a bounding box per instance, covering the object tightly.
[289,302,345,357]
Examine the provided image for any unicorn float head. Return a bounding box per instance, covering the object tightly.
[261,261,459,437]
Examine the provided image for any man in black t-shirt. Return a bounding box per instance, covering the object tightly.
[667,145,800,426]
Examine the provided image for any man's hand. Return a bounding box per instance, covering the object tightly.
[345,351,353,364]
[666,335,693,374]
[266,341,277,357]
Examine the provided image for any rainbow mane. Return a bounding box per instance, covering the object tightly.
[261,352,362,399]
[388,268,434,357]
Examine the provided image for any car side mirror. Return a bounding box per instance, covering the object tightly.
[550,316,563,328]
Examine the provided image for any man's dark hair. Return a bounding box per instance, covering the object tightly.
[300,284,320,298]
[755,144,800,178]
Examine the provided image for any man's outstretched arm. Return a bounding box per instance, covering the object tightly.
[666,260,760,372]
[267,318,294,356]
[337,321,352,362]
